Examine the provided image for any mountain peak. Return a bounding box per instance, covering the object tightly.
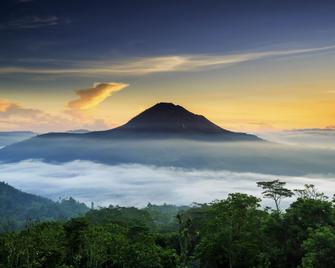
[119,102,226,134]
[142,102,190,115]
[58,102,262,141]
[151,102,179,108]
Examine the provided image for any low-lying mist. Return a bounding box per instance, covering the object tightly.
[1,138,335,176]
[0,131,36,148]
[1,131,335,208]
[1,160,334,208]
[258,129,335,149]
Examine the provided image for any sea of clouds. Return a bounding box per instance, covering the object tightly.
[258,129,335,149]
[0,128,334,209]
[1,160,334,208]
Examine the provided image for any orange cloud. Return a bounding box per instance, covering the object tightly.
[67,82,129,110]
[0,99,64,131]
[0,98,111,132]
[0,100,14,112]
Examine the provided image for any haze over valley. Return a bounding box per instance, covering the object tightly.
[0,103,334,207]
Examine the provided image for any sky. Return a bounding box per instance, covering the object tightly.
[1,0,335,133]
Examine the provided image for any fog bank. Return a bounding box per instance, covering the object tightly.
[2,138,335,176]
[258,129,335,149]
[1,160,334,208]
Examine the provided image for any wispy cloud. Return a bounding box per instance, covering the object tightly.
[67,82,129,110]
[1,45,335,76]
[0,16,63,30]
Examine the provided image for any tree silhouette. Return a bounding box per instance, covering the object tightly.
[257,180,293,211]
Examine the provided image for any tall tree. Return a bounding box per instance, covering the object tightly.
[294,184,328,201]
[257,180,293,212]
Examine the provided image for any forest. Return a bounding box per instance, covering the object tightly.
[0,181,335,268]
[0,182,89,232]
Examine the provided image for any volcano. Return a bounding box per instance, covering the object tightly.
[0,103,263,164]
[83,102,261,141]
[112,102,229,134]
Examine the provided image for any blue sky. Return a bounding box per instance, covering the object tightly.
[0,0,335,132]
[2,0,335,59]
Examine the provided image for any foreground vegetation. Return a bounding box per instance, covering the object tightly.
[1,181,335,267]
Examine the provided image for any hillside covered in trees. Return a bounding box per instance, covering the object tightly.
[0,182,89,232]
[1,181,335,267]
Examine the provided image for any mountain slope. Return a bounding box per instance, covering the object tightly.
[111,102,227,134]
[86,102,261,141]
[0,131,36,147]
[0,182,89,231]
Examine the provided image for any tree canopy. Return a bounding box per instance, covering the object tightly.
[1,181,335,267]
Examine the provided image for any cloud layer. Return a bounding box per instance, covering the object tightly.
[1,160,334,208]
[67,82,129,110]
[259,129,335,149]
[1,45,335,76]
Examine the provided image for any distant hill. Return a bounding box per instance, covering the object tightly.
[0,131,36,147]
[66,129,90,134]
[0,182,89,232]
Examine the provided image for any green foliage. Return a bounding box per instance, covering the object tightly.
[282,198,335,267]
[0,182,89,232]
[182,194,266,268]
[85,205,154,229]
[302,226,335,268]
[294,184,328,201]
[1,181,335,267]
[0,221,65,267]
[145,203,189,232]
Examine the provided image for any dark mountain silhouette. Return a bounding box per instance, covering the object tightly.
[104,102,227,134]
[84,102,261,141]
[0,103,263,164]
